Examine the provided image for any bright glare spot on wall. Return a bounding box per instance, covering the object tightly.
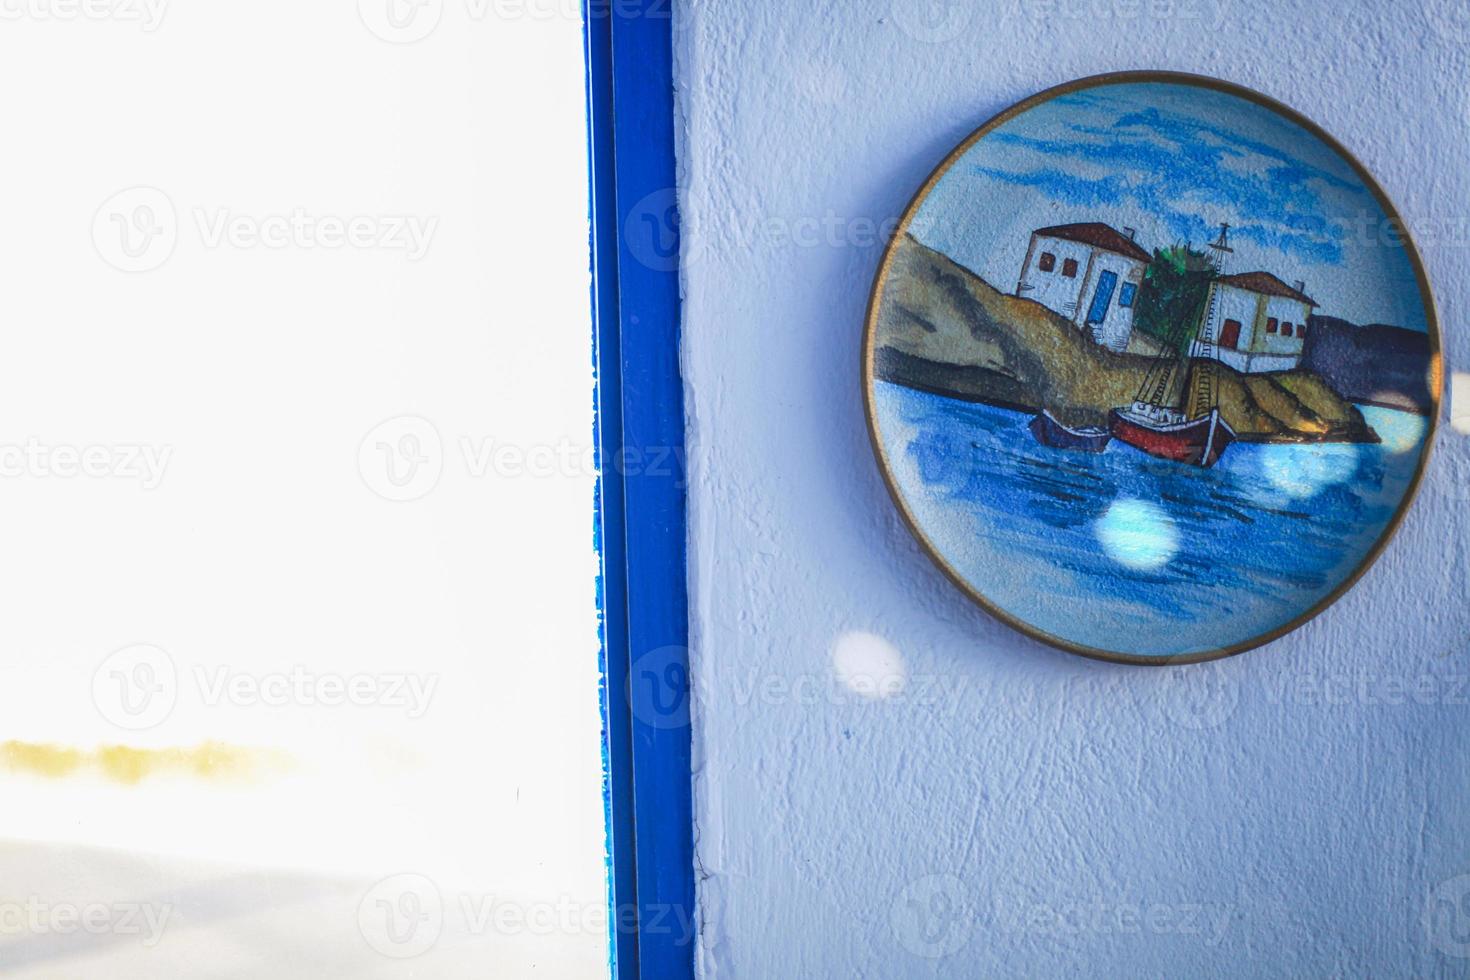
[1258,442,1359,498]
[1095,498,1179,570]
[1453,372,1470,436]
[831,631,906,701]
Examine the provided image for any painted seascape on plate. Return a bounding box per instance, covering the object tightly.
[865,75,1440,662]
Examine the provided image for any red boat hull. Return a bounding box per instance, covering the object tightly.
[1109,408,1235,468]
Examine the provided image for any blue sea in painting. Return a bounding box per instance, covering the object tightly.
[876,381,1429,658]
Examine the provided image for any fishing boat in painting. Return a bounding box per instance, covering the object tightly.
[1028,410,1112,452]
[1109,402,1234,467]
[1109,224,1238,469]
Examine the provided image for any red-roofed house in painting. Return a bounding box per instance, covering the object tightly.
[1015,222,1150,353]
[1189,270,1318,373]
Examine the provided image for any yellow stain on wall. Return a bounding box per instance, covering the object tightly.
[0,741,290,786]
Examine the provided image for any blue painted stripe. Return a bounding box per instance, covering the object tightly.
[584,1,695,978]
[584,3,638,977]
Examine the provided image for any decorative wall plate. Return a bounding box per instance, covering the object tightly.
[863,71,1441,664]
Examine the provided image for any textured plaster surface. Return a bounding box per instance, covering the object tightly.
[673,0,1470,975]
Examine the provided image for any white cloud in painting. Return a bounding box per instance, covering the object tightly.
[913,82,1428,333]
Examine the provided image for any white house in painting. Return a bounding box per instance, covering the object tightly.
[1015,222,1149,352]
[1188,271,1317,373]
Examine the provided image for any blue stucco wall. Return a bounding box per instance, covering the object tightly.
[673,0,1470,975]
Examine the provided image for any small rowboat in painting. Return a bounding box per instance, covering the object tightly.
[1028,410,1112,452]
[1109,403,1236,468]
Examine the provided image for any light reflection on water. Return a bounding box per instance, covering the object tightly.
[876,382,1428,657]
[1362,403,1428,454]
[1095,499,1179,570]
[1257,442,1359,499]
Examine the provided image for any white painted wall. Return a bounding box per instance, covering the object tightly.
[1259,292,1312,353]
[1020,233,1092,319]
[1021,235,1142,350]
[675,1,1470,976]
[0,4,606,978]
[1206,284,1311,371]
[1213,283,1263,347]
[1079,250,1145,351]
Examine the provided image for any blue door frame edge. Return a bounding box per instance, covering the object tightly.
[584,2,696,978]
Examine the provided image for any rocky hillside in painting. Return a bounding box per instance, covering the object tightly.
[872,234,1378,443]
[1302,315,1435,415]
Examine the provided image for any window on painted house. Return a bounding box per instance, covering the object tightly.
[1119,282,1136,308]
[1282,322,1294,337]
[1062,257,1078,277]
[1038,251,1056,272]
[1267,317,1278,333]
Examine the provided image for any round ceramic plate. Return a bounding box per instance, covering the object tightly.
[864,71,1441,664]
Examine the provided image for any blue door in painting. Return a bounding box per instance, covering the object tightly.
[1086,270,1118,324]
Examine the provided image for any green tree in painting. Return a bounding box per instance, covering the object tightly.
[1134,244,1218,353]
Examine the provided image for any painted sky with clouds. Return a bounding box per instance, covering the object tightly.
[909,81,1429,332]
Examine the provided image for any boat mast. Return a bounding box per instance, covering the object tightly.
[1192,223,1233,416]
[1133,243,1211,411]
